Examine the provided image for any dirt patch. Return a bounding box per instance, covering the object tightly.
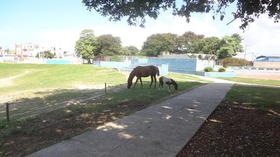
[0,71,32,88]
[0,98,147,157]
[177,101,280,157]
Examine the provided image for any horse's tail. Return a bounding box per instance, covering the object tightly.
[156,67,160,76]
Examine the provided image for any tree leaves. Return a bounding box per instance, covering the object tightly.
[82,0,280,29]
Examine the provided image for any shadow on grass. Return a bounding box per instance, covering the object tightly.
[0,83,126,120]
[0,80,203,157]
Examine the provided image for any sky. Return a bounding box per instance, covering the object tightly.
[0,0,279,60]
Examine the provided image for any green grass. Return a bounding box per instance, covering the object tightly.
[218,77,280,86]
[0,81,202,157]
[0,63,205,120]
[44,81,202,121]
[224,85,280,111]
[0,63,126,119]
[166,73,212,83]
[0,63,126,94]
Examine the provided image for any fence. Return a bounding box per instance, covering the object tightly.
[93,60,169,75]
[94,58,215,75]
[0,56,82,64]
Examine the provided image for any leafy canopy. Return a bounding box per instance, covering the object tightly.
[75,29,97,63]
[95,34,122,56]
[82,0,280,29]
[141,32,243,59]
[141,33,177,56]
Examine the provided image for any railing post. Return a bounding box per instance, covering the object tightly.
[105,83,107,94]
[6,103,10,122]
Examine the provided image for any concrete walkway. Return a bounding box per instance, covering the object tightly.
[27,83,233,157]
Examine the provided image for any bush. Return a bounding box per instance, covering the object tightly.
[218,67,226,72]
[221,57,252,67]
[111,55,121,62]
[204,67,214,72]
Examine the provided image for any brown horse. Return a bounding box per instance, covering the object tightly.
[127,65,159,89]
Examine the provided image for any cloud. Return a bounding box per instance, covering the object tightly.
[1,13,279,59]
[232,15,280,59]
[93,14,222,49]
[38,29,81,51]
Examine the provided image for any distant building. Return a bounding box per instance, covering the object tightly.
[253,56,280,68]
[0,47,3,56]
[15,43,40,57]
[15,43,68,58]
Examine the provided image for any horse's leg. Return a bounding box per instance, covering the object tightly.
[133,77,139,88]
[154,75,157,88]
[149,76,153,88]
[139,77,143,88]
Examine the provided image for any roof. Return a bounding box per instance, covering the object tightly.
[255,56,280,62]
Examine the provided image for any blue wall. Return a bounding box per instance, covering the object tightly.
[46,59,70,64]
[132,58,197,73]
[196,72,236,77]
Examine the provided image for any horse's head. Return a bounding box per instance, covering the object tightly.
[127,80,132,89]
[172,79,178,90]
[127,71,135,89]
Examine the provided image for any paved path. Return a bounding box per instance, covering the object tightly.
[27,83,233,157]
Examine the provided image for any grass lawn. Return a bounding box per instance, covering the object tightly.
[0,63,127,119]
[177,85,280,156]
[0,63,126,95]
[167,73,212,83]
[0,63,205,157]
[224,85,280,110]
[0,63,210,120]
[0,80,202,157]
[218,77,280,86]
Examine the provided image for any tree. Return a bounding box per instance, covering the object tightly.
[189,37,222,55]
[141,33,177,56]
[217,34,243,59]
[75,29,97,64]
[188,33,243,59]
[175,31,204,53]
[82,0,280,29]
[37,50,55,59]
[95,34,122,56]
[121,46,139,56]
[126,46,139,55]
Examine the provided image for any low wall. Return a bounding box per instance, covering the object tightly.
[253,62,280,68]
[93,60,169,75]
[196,72,236,77]
[93,61,131,69]
[46,59,71,64]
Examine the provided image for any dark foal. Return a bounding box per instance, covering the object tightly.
[159,76,178,90]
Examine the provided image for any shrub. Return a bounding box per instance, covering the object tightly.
[218,67,226,72]
[111,55,121,62]
[221,57,252,67]
[204,67,214,72]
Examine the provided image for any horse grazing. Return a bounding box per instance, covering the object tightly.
[159,76,178,90]
[127,65,159,89]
